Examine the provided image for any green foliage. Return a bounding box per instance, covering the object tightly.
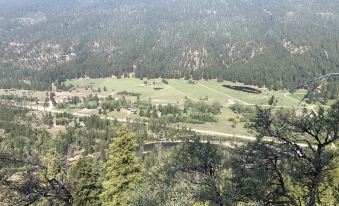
[101,98,130,112]
[0,150,72,205]
[43,151,67,181]
[0,91,338,205]
[0,93,38,102]
[229,100,339,205]
[139,99,221,124]
[55,112,73,126]
[55,82,74,91]
[135,137,229,205]
[68,158,102,206]
[117,91,141,97]
[162,79,169,84]
[101,126,142,205]
[229,103,253,114]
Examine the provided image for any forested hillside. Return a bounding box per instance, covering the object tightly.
[0,0,338,91]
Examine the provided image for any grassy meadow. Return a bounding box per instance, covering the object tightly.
[62,77,314,136]
[66,77,306,108]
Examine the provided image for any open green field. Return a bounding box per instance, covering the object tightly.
[0,89,47,101]
[180,108,251,136]
[68,78,186,105]
[66,78,306,108]
[62,78,317,136]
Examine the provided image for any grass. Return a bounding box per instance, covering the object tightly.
[0,89,46,101]
[197,80,300,107]
[70,78,186,105]
[65,77,308,137]
[181,121,251,136]
[66,78,313,109]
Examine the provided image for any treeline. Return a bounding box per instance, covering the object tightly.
[0,93,39,102]
[53,91,223,124]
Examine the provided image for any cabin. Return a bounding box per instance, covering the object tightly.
[227,98,239,104]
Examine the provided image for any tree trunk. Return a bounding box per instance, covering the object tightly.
[307,189,317,206]
[306,174,322,206]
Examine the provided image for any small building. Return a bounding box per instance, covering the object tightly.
[227,98,239,104]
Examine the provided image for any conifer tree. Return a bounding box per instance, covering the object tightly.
[100,126,142,205]
[68,158,102,206]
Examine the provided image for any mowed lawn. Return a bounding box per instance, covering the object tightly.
[288,90,308,101]
[68,78,187,105]
[67,78,306,108]
[185,80,299,107]
[196,80,270,105]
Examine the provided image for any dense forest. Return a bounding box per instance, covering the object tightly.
[0,98,338,205]
[0,0,338,94]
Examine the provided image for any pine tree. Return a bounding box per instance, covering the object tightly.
[68,158,102,206]
[100,126,142,205]
[229,100,339,205]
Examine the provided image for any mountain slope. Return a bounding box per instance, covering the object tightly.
[0,0,338,90]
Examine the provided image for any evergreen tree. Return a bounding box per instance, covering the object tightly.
[229,100,339,205]
[100,126,142,205]
[135,137,228,205]
[68,158,102,206]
